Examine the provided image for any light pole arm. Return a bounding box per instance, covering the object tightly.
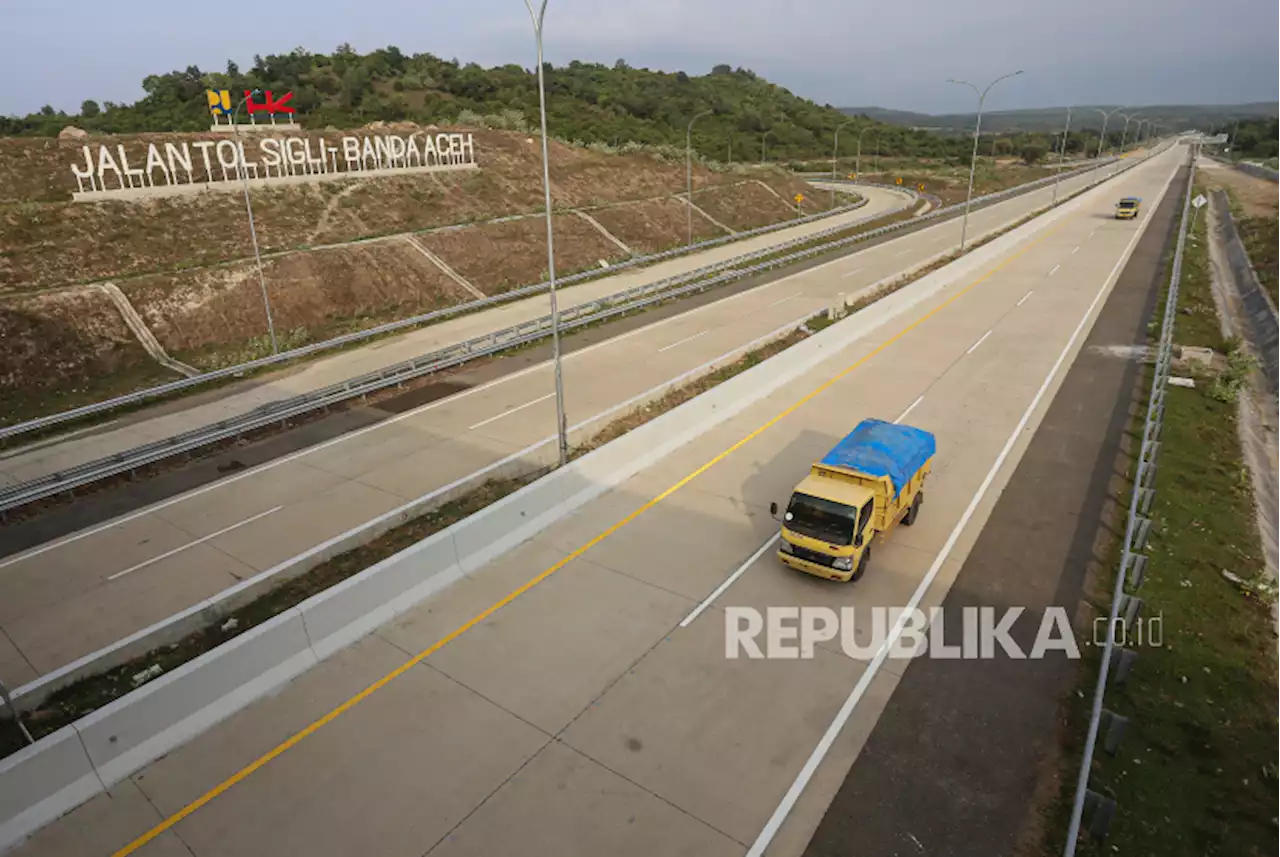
[947,70,1022,251]
[523,0,548,31]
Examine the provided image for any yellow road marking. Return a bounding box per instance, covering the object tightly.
[113,214,1070,856]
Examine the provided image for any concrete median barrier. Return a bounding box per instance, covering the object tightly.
[301,536,463,662]
[74,610,318,790]
[0,148,1162,853]
[0,727,102,851]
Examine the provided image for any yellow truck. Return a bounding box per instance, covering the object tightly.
[1114,197,1141,220]
[770,419,936,582]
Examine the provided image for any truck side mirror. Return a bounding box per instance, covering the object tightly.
[769,502,779,519]
[854,534,864,548]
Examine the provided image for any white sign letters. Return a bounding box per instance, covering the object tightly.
[70,131,478,201]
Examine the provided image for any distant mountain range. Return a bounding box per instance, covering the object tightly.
[840,103,1279,134]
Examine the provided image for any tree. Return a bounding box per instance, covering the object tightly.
[226,60,240,77]
[341,65,370,108]
[80,99,101,118]
[711,64,732,75]
[1020,143,1047,165]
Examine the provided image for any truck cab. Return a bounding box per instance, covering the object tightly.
[771,419,935,582]
[1115,197,1141,220]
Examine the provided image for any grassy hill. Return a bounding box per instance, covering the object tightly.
[845,102,1279,134]
[0,48,988,163]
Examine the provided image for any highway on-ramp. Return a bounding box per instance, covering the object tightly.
[7,144,1186,856]
[0,157,1137,691]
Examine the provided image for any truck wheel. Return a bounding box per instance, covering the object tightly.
[850,547,870,582]
[903,493,922,526]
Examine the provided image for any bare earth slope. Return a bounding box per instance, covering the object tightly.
[0,127,829,419]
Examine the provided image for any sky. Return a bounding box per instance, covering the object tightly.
[1,0,1276,117]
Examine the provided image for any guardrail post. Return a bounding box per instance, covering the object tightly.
[1083,790,1116,839]
[1108,647,1138,686]
[1099,710,1129,755]
[1124,553,1148,589]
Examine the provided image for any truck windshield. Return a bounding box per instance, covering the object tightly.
[785,493,857,545]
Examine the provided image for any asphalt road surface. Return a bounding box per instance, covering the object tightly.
[9,144,1185,856]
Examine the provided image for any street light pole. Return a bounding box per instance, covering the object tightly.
[686,109,712,246]
[1118,111,1140,153]
[1053,105,1072,204]
[1092,107,1121,158]
[855,125,874,181]
[832,118,856,208]
[233,91,279,355]
[947,69,1024,251]
[524,0,568,467]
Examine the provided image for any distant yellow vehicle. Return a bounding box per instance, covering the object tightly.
[1115,197,1141,220]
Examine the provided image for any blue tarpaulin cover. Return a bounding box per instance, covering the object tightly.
[819,419,937,495]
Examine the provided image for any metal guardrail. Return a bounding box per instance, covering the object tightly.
[0,154,1139,514]
[1062,146,1197,853]
[1,192,881,445]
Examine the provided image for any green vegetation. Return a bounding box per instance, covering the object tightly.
[1221,117,1280,160]
[1064,185,1278,856]
[849,103,1278,136]
[2,46,1078,164]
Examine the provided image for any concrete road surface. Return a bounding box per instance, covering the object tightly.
[0,187,914,491]
[0,157,1141,689]
[8,144,1184,856]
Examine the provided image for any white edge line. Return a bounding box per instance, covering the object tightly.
[657,329,710,353]
[468,392,556,430]
[744,157,1171,857]
[107,506,283,581]
[965,330,993,355]
[679,534,780,627]
[1016,290,1034,307]
[0,162,1120,569]
[894,395,925,424]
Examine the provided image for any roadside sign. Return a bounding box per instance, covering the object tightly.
[794,193,804,204]
[917,183,926,192]
[847,173,856,180]
[1192,194,1207,209]
[895,177,903,185]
